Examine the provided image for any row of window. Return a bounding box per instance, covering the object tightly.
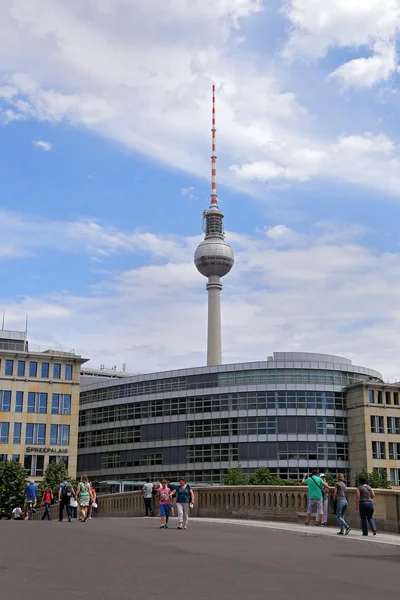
[79,391,347,427]
[77,416,347,449]
[372,441,400,460]
[0,454,69,477]
[79,442,350,472]
[369,390,400,405]
[3,359,73,380]
[0,422,70,445]
[80,369,371,404]
[370,416,400,434]
[0,391,71,414]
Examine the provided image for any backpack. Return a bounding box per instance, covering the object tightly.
[62,482,73,498]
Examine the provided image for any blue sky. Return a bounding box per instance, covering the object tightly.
[1,0,400,377]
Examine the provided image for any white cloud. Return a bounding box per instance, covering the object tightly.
[282,0,400,60]
[335,132,395,154]
[2,217,400,379]
[329,41,398,87]
[33,140,52,151]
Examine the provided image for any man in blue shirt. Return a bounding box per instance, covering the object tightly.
[25,479,38,511]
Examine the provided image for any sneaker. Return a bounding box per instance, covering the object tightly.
[68,517,71,523]
[88,517,92,520]
[183,525,188,530]
[160,525,165,529]
[315,522,320,527]
[345,526,351,535]
[320,523,326,528]
[373,529,377,536]
[304,522,309,526]
[337,531,344,535]
[178,525,183,530]
[165,525,168,529]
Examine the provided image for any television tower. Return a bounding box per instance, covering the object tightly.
[194,84,235,366]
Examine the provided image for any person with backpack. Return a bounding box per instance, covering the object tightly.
[170,477,194,530]
[58,476,75,523]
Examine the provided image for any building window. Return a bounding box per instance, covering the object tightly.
[65,364,73,380]
[15,391,23,412]
[390,468,400,486]
[377,391,383,404]
[23,454,32,474]
[27,392,48,414]
[13,422,22,444]
[26,423,46,445]
[17,360,25,377]
[53,363,61,379]
[389,442,400,460]
[0,422,9,443]
[370,415,384,434]
[24,455,44,477]
[387,417,400,434]
[50,424,70,445]
[369,390,374,403]
[12,454,20,462]
[29,361,38,377]
[372,441,386,459]
[5,359,14,375]
[0,454,7,462]
[0,390,11,412]
[51,394,71,415]
[41,362,50,378]
[394,392,399,406]
[385,391,391,405]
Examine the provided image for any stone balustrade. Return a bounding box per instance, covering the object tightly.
[30,486,400,533]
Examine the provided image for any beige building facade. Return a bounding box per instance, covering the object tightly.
[0,330,88,481]
[347,381,400,486]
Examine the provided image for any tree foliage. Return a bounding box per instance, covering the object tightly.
[355,468,391,489]
[38,461,78,499]
[0,460,27,515]
[224,466,301,487]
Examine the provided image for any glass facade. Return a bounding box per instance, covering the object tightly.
[78,353,382,484]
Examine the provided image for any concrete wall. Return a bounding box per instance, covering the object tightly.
[31,486,400,533]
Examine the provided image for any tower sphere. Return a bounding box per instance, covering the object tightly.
[194,237,234,278]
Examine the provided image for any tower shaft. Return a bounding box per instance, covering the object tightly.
[206,275,222,366]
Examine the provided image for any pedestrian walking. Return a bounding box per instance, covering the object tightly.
[356,477,377,536]
[333,473,351,535]
[158,479,172,529]
[41,486,53,521]
[170,478,194,530]
[76,475,91,522]
[58,476,74,522]
[88,482,97,520]
[301,470,329,526]
[315,474,329,527]
[167,478,176,517]
[142,478,153,516]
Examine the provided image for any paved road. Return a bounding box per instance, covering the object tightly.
[0,518,399,600]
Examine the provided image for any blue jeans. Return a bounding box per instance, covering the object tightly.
[41,502,51,521]
[359,501,376,535]
[336,499,349,531]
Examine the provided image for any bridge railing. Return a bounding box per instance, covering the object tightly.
[30,486,400,533]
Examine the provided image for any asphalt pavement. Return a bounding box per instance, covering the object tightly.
[0,517,399,600]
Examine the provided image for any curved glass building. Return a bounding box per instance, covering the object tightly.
[78,352,382,486]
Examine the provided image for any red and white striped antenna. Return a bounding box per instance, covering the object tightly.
[210,84,218,209]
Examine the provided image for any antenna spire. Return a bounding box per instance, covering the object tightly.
[210,84,218,209]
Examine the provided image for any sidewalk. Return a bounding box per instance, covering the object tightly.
[191,517,400,548]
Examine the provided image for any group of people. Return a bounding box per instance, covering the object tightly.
[142,477,195,530]
[302,470,377,536]
[11,475,97,523]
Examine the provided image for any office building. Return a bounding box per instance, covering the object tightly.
[0,329,88,480]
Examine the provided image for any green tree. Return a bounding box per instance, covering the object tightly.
[249,467,279,486]
[0,460,27,515]
[224,465,249,486]
[355,468,391,489]
[277,478,301,486]
[38,461,78,499]
[323,471,337,487]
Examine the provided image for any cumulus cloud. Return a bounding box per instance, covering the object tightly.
[1,215,400,379]
[33,140,52,151]
[329,41,398,88]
